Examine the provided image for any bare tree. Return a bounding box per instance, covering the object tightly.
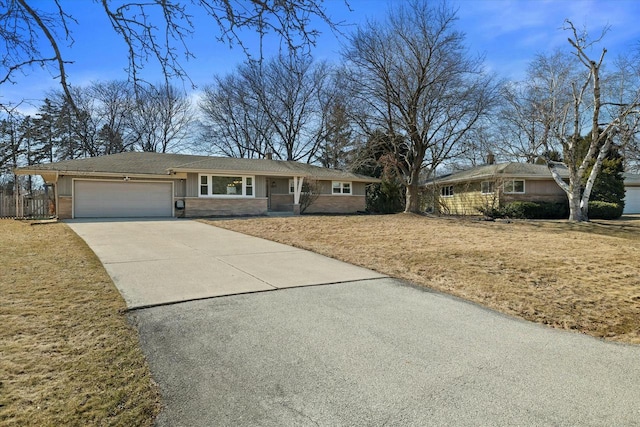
[496,52,576,164]
[244,54,334,162]
[199,72,274,158]
[606,54,640,173]
[131,83,194,153]
[1,0,345,112]
[540,21,640,221]
[344,0,500,213]
[201,54,334,162]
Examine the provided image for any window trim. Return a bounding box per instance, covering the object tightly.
[332,181,352,195]
[481,181,495,194]
[441,185,454,198]
[503,179,525,194]
[197,174,256,198]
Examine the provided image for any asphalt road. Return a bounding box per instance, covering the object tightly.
[131,279,640,427]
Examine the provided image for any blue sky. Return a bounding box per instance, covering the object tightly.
[4,0,640,115]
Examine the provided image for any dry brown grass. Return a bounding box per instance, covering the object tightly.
[207,214,640,345]
[0,220,160,426]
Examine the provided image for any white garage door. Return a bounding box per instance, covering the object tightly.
[624,187,640,214]
[74,180,173,218]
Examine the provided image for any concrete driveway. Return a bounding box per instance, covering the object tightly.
[67,218,640,426]
[66,219,386,309]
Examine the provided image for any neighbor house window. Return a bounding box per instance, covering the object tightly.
[198,174,255,197]
[504,180,525,194]
[441,185,454,197]
[332,181,351,195]
[481,181,495,194]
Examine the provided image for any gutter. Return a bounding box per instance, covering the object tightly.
[168,167,380,183]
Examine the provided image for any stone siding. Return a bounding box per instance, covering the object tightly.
[58,196,72,219]
[304,195,366,214]
[270,194,294,211]
[183,197,268,217]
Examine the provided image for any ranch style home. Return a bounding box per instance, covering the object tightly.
[427,162,640,215]
[427,162,569,216]
[14,152,379,219]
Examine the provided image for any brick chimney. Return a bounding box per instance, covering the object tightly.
[486,153,495,165]
[265,152,273,160]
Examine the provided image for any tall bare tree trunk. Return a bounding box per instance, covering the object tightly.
[404,168,421,213]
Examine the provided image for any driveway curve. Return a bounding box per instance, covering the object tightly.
[67,218,640,426]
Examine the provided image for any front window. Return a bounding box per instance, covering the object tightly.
[504,180,525,194]
[199,175,255,197]
[441,185,454,197]
[200,175,208,196]
[332,181,352,195]
[481,181,494,194]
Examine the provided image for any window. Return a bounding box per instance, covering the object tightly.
[289,179,313,194]
[198,175,255,197]
[332,181,352,195]
[481,181,495,194]
[200,175,208,196]
[504,180,525,194]
[441,185,454,197]
[246,177,253,196]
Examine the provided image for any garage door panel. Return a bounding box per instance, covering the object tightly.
[624,187,640,214]
[74,181,172,218]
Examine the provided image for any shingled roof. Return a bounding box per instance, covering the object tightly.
[15,152,378,182]
[430,162,569,185]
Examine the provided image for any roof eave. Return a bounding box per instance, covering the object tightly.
[169,167,380,182]
[16,169,172,179]
[426,173,568,185]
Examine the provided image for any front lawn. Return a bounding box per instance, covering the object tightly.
[208,214,640,344]
[0,220,160,426]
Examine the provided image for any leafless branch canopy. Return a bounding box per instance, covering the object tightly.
[1,0,345,110]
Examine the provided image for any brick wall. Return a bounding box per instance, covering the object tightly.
[305,195,366,214]
[183,197,268,217]
[58,196,72,219]
[270,194,294,211]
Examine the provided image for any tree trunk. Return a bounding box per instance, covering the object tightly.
[404,183,420,213]
[567,185,585,221]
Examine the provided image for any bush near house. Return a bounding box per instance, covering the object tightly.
[588,201,623,220]
[479,200,569,219]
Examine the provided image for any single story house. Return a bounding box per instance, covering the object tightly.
[427,162,640,215]
[14,152,379,219]
[425,162,570,215]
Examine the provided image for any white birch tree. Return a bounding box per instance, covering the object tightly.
[541,21,640,221]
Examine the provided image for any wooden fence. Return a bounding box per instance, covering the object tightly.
[0,193,52,219]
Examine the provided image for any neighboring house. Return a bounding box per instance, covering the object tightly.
[623,173,640,214]
[14,152,378,219]
[426,162,569,215]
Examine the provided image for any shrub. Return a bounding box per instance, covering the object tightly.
[588,201,623,220]
[479,200,569,219]
[366,179,404,214]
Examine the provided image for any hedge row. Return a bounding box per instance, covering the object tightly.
[480,200,622,220]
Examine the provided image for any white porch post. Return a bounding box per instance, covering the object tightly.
[292,176,304,214]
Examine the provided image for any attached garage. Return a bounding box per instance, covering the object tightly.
[74,180,173,218]
[624,187,640,214]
